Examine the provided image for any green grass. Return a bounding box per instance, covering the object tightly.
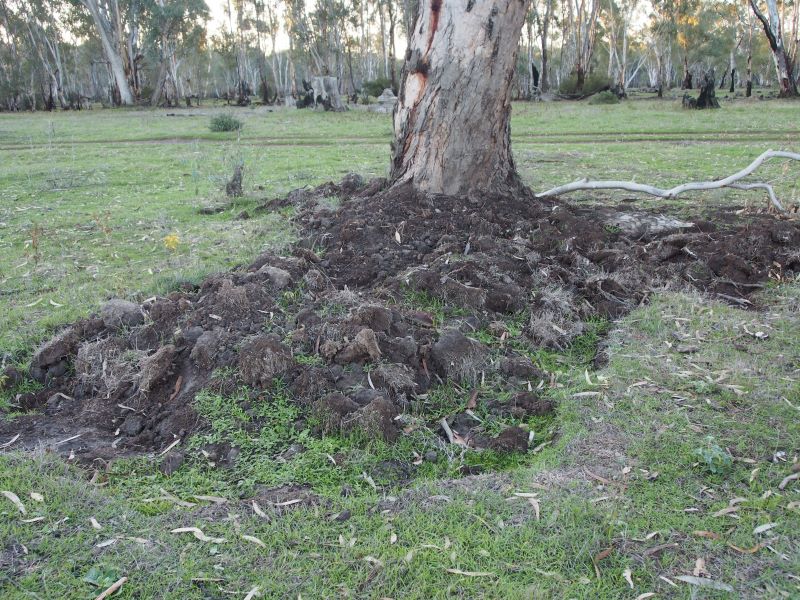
[1,100,799,598]
[2,100,798,358]
[2,285,798,598]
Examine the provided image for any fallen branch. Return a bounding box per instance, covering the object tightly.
[94,577,128,600]
[535,149,800,213]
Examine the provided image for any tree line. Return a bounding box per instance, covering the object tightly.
[0,0,796,111]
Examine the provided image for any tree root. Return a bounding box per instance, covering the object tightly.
[536,149,800,213]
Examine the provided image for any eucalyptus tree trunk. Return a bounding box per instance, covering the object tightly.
[539,0,553,92]
[749,0,798,96]
[81,0,134,105]
[391,0,531,197]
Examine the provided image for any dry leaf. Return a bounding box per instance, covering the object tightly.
[623,568,634,589]
[243,587,260,600]
[242,534,266,548]
[592,547,613,577]
[692,530,721,540]
[156,488,195,508]
[95,538,117,548]
[642,542,678,557]
[635,594,656,600]
[21,516,45,523]
[390,533,397,544]
[726,542,766,554]
[193,495,228,504]
[364,556,384,567]
[593,547,613,563]
[675,575,734,592]
[753,523,777,535]
[158,439,180,456]
[659,575,678,587]
[693,557,709,577]
[394,230,401,244]
[94,576,127,600]
[711,506,739,518]
[778,472,799,490]
[0,434,20,449]
[273,498,303,507]
[252,501,268,518]
[125,537,151,545]
[29,492,44,503]
[527,497,541,520]
[446,569,496,577]
[90,517,102,530]
[1,491,26,514]
[171,527,225,544]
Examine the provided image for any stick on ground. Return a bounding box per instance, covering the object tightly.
[536,149,800,213]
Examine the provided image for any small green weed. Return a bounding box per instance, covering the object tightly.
[692,435,733,475]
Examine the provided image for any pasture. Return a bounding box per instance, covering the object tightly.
[0,98,798,599]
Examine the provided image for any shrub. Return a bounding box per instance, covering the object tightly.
[559,72,611,96]
[589,90,620,105]
[210,113,243,132]
[361,77,393,97]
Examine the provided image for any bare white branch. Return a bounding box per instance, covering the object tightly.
[535,149,800,213]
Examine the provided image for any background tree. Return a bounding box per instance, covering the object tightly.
[749,0,798,96]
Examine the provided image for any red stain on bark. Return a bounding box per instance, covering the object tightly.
[427,0,441,52]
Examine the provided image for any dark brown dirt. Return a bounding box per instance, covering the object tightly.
[2,176,798,464]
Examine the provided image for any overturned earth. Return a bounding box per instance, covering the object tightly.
[2,176,799,470]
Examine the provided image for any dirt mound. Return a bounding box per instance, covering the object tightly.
[2,176,798,464]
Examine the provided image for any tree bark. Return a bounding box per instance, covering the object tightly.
[540,0,552,91]
[681,55,692,89]
[81,0,134,105]
[391,0,531,197]
[749,0,798,97]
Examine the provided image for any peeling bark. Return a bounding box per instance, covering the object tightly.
[391,0,531,197]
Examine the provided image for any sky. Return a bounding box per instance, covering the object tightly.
[207,0,232,34]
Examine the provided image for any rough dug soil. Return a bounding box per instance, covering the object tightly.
[2,176,798,466]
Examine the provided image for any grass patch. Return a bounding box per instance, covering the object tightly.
[1,101,799,599]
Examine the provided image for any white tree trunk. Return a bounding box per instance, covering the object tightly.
[749,0,798,96]
[81,0,134,105]
[391,0,531,197]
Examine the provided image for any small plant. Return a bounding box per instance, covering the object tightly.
[589,90,621,105]
[209,113,243,132]
[83,565,121,590]
[163,233,180,251]
[25,223,44,264]
[295,353,323,366]
[92,210,113,237]
[693,436,733,474]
